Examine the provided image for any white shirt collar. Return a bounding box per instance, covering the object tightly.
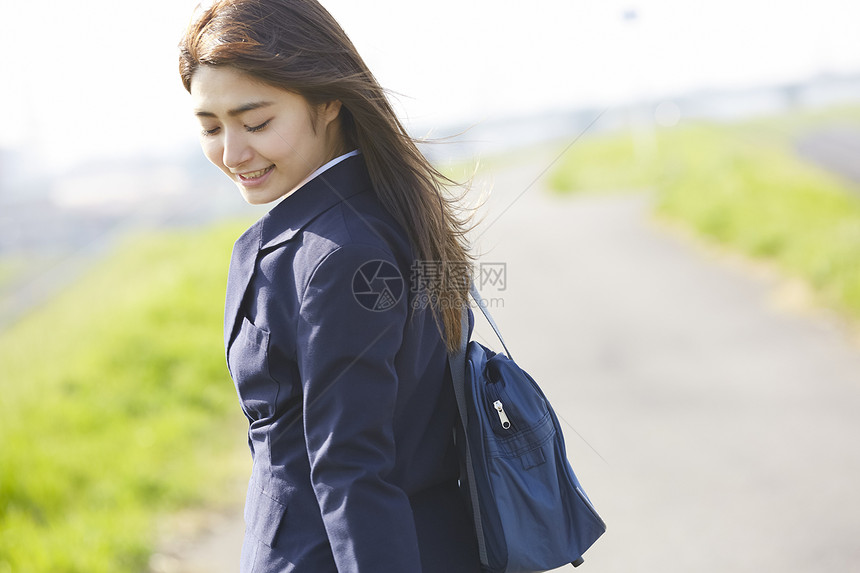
[300,149,360,188]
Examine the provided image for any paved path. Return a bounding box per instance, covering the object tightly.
[795,126,860,187]
[474,161,860,572]
[154,154,860,572]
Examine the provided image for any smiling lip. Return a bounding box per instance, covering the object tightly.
[237,165,275,181]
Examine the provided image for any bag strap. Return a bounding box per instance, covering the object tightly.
[449,282,513,566]
[468,282,513,360]
[450,292,488,566]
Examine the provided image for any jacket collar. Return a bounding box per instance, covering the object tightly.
[224,154,373,353]
[261,153,371,250]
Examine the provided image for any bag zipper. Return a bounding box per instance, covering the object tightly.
[493,400,512,430]
[487,382,516,432]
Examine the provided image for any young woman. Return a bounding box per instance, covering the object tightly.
[179,1,479,571]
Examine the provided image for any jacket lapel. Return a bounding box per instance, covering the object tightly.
[224,220,262,355]
[223,154,374,358]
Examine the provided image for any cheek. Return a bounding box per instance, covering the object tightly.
[199,138,225,167]
[257,131,295,161]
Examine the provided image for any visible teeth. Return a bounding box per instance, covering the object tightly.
[240,166,272,179]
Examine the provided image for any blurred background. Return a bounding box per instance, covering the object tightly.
[2,1,860,571]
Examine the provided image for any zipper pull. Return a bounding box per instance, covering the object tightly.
[493,400,511,430]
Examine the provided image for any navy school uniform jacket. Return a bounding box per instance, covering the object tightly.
[224,154,480,573]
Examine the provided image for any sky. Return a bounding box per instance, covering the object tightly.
[1,0,859,172]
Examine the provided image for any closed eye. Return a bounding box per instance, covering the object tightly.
[246,119,271,133]
[201,126,221,137]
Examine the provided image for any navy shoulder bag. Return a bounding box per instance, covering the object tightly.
[449,284,606,572]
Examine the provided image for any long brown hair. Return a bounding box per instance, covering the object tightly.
[179,0,473,351]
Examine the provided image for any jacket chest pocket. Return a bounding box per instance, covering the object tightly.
[228,316,279,419]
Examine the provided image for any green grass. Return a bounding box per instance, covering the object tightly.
[548,129,661,193]
[0,221,251,572]
[550,104,860,321]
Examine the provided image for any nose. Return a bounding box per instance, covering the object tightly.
[222,129,253,170]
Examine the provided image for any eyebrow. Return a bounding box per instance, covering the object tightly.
[195,101,274,118]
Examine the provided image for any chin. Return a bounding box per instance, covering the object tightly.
[241,194,277,206]
[237,186,281,206]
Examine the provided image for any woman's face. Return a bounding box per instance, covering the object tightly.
[190,66,343,205]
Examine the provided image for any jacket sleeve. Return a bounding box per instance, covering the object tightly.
[295,242,421,573]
